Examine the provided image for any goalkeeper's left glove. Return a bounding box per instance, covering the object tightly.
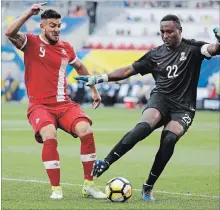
[74,74,108,86]
[213,27,220,42]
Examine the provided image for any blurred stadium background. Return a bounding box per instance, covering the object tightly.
[1,1,220,210]
[1,0,220,110]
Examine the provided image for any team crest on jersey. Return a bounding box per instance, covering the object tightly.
[180,52,187,61]
[61,49,67,55]
[36,118,40,124]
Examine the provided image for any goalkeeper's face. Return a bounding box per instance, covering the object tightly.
[160,20,182,48]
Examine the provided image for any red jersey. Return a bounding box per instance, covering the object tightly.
[22,34,77,103]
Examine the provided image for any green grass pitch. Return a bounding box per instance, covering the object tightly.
[1,103,219,209]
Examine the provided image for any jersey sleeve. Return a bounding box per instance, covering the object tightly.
[132,51,153,75]
[68,44,78,64]
[20,33,36,51]
[190,39,211,60]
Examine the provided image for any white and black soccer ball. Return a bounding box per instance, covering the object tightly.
[105,177,132,202]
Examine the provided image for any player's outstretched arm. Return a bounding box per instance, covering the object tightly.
[72,58,101,109]
[75,65,137,86]
[5,2,47,49]
[205,28,220,56]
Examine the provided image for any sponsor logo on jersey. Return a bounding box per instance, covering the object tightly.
[180,52,187,61]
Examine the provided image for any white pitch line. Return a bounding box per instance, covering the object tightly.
[2,177,219,199]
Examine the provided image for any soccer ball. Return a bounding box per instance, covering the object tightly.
[105,177,132,202]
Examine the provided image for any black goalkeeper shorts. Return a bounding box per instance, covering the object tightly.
[143,93,195,132]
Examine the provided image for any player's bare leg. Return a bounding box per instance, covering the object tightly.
[40,124,63,200]
[73,120,106,199]
[142,121,184,201]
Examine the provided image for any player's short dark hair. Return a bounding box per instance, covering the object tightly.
[41,9,61,19]
[160,14,182,29]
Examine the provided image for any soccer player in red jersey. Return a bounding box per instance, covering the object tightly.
[5,3,106,199]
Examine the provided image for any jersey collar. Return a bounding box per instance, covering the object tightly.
[39,35,60,46]
[39,35,49,44]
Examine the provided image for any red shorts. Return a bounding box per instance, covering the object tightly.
[27,101,92,143]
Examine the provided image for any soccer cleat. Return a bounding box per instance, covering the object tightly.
[82,180,107,199]
[142,184,155,201]
[91,160,110,178]
[50,186,63,200]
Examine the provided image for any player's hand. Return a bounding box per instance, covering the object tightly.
[91,88,101,109]
[75,74,108,86]
[26,2,47,16]
[213,28,220,42]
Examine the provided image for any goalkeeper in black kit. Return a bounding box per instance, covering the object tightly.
[75,15,220,201]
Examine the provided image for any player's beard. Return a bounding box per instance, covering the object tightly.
[161,35,172,47]
[163,39,172,47]
[164,39,179,49]
[164,36,182,49]
[45,31,59,45]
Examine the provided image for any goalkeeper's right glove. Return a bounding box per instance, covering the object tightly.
[213,27,220,42]
[74,74,108,86]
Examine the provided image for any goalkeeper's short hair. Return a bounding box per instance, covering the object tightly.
[160,14,182,30]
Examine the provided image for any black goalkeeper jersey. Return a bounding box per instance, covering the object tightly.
[132,38,211,111]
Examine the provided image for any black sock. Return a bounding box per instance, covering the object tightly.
[142,183,153,192]
[105,122,152,165]
[145,172,158,188]
[146,130,178,186]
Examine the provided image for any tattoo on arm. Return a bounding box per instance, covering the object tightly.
[7,32,26,50]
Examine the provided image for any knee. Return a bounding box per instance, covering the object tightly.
[141,108,162,128]
[158,131,178,162]
[122,122,152,145]
[164,121,184,137]
[132,122,152,140]
[74,121,93,138]
[161,130,178,148]
[40,124,57,142]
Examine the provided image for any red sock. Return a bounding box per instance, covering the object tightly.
[42,139,60,186]
[80,133,96,181]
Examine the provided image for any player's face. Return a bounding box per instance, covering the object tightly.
[41,19,61,44]
[160,21,182,48]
